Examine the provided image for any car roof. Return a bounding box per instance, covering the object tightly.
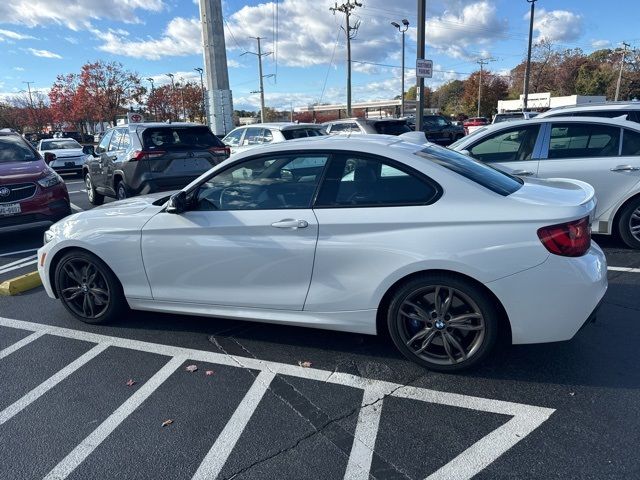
[538,102,640,117]
[231,122,324,131]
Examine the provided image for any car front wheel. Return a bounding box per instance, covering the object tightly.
[54,250,127,324]
[617,197,640,249]
[85,173,104,206]
[387,273,498,372]
[116,180,128,200]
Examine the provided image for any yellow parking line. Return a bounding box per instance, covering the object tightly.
[0,271,42,296]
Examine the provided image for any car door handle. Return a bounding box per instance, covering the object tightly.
[611,165,640,172]
[511,170,535,176]
[271,219,309,229]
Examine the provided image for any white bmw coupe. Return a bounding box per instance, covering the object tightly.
[38,135,607,371]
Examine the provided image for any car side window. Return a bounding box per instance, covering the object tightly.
[469,125,540,163]
[548,123,620,159]
[622,129,640,156]
[194,154,329,211]
[108,130,123,152]
[224,129,243,147]
[315,154,439,207]
[242,128,263,146]
[119,130,131,150]
[261,129,273,143]
[96,130,114,154]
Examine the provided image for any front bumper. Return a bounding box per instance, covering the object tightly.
[0,184,71,234]
[487,243,608,344]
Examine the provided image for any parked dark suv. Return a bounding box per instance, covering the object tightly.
[0,129,71,233]
[83,123,230,204]
[420,115,465,144]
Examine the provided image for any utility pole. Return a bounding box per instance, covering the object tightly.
[243,37,272,123]
[330,0,362,117]
[476,58,493,117]
[523,0,537,111]
[391,19,410,117]
[179,77,187,121]
[194,67,207,125]
[615,42,631,101]
[22,81,34,107]
[166,73,175,121]
[415,0,426,132]
[146,77,155,121]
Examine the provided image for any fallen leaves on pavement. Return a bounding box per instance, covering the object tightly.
[162,419,174,427]
[205,370,214,376]
[185,364,198,373]
[125,379,136,387]
[298,361,312,368]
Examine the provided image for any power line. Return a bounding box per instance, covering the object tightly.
[320,27,342,104]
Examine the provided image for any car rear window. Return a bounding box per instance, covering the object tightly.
[371,121,411,135]
[494,113,524,123]
[416,145,522,196]
[142,126,224,150]
[281,128,326,140]
[0,135,37,163]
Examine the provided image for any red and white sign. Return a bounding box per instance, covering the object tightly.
[127,112,144,123]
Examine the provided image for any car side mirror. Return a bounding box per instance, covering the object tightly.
[166,191,187,214]
[95,146,104,154]
[460,149,471,156]
[82,145,96,156]
[44,152,56,164]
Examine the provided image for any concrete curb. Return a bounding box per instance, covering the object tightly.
[0,271,42,296]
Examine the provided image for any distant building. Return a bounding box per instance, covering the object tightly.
[498,93,607,112]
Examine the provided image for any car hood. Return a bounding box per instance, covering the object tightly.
[41,148,84,157]
[92,191,176,214]
[0,160,49,183]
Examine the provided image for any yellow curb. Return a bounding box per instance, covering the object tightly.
[0,271,42,296]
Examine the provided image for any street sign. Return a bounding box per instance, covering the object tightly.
[416,59,433,78]
[127,112,144,123]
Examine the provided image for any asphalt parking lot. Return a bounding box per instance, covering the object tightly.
[1,177,640,479]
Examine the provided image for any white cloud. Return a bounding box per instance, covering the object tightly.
[532,9,583,43]
[591,39,610,49]
[64,36,79,44]
[0,0,164,30]
[0,29,36,40]
[13,67,25,71]
[411,1,508,60]
[146,71,201,87]
[26,48,62,59]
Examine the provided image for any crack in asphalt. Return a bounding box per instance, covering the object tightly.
[210,334,422,480]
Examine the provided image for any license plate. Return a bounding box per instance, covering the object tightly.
[0,203,21,216]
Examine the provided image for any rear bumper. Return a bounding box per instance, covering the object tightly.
[487,243,608,344]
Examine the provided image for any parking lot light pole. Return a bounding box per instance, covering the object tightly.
[194,67,207,125]
[391,19,410,118]
[166,73,175,122]
[415,0,426,132]
[523,0,537,111]
[146,77,155,121]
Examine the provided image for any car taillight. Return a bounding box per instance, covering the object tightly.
[209,146,230,157]
[537,216,591,257]
[130,150,165,161]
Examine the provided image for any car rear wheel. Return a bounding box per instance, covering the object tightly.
[617,197,640,249]
[85,173,104,206]
[116,180,128,200]
[54,250,127,325]
[387,273,498,372]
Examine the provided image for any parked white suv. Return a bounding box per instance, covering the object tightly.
[222,123,325,155]
[537,102,640,122]
[450,116,640,248]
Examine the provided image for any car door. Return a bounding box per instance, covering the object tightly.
[103,128,128,191]
[537,122,640,219]
[465,124,543,177]
[92,129,114,190]
[140,151,330,310]
[306,152,442,312]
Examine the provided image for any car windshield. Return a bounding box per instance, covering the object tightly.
[41,140,81,150]
[372,121,411,135]
[415,145,522,196]
[0,135,37,163]
[281,128,326,140]
[142,126,224,150]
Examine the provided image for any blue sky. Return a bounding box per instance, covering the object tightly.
[0,0,637,111]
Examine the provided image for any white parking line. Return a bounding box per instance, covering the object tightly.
[0,259,38,275]
[0,343,109,426]
[191,370,275,480]
[0,330,48,360]
[608,266,640,274]
[343,386,386,480]
[44,355,185,480]
[0,254,37,271]
[0,316,555,480]
[68,189,87,194]
[0,249,38,258]
[70,203,84,212]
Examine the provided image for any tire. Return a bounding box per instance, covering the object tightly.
[386,273,499,372]
[116,180,128,200]
[85,173,104,206]
[617,197,640,249]
[54,250,127,325]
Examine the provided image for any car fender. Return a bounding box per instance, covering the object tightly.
[595,180,640,234]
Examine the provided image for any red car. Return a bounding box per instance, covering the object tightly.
[0,130,71,234]
[462,117,490,135]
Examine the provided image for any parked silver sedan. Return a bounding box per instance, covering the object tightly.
[222,123,326,155]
